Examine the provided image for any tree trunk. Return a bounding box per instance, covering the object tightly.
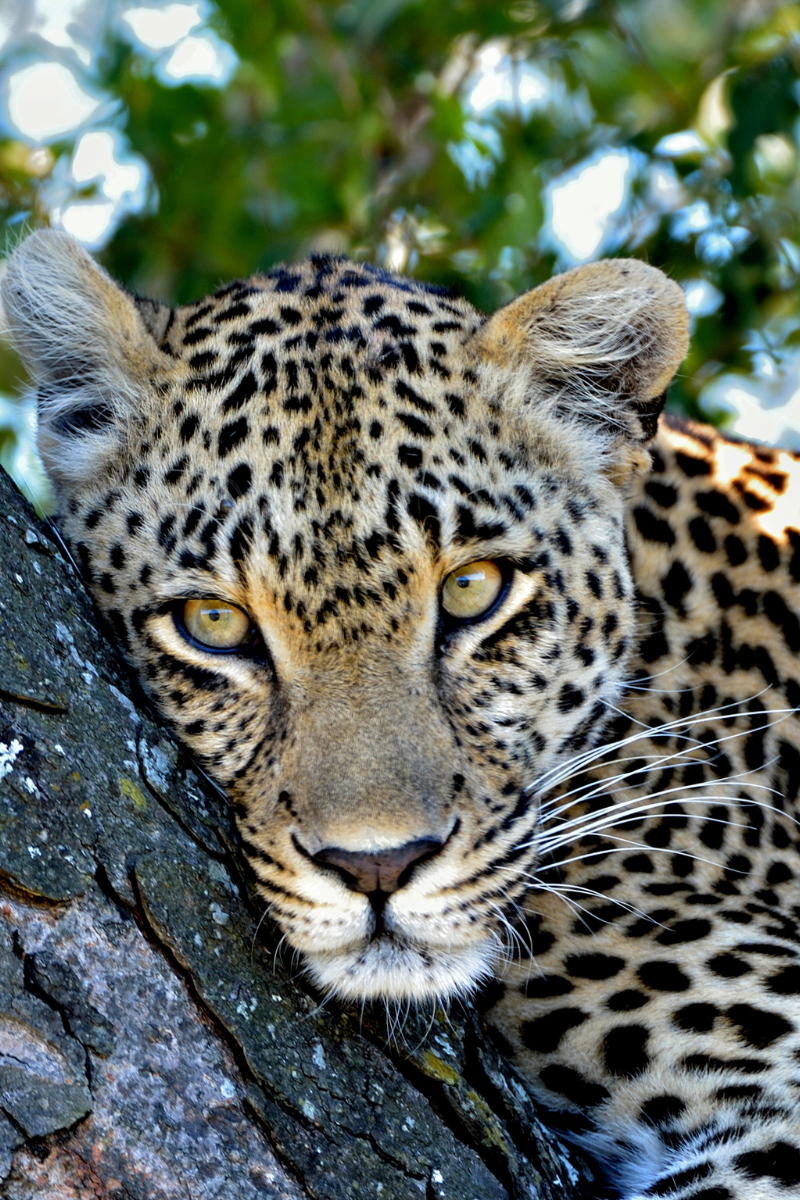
[0,465,599,1200]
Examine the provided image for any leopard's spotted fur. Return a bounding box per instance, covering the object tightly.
[5,229,800,1199]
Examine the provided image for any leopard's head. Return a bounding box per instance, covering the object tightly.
[2,231,688,1002]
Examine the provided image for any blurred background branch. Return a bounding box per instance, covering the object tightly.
[2,0,800,511]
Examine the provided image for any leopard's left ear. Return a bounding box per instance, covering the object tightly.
[1,229,174,494]
[475,258,689,479]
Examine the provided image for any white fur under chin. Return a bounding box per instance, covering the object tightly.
[304,935,500,1004]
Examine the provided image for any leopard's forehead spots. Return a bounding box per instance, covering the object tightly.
[89,256,613,648]
[159,258,486,542]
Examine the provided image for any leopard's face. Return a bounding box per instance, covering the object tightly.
[2,234,688,1002]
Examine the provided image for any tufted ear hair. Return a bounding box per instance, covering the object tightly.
[475,258,689,480]
[1,229,173,493]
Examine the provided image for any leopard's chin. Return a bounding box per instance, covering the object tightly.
[303,935,501,1004]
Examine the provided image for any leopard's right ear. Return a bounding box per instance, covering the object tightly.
[1,229,173,493]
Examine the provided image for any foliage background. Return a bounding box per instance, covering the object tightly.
[2,0,800,508]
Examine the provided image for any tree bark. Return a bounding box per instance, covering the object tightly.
[0,465,599,1200]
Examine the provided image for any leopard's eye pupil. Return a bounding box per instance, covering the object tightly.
[182,598,252,650]
[441,560,504,621]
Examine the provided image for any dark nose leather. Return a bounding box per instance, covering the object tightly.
[313,838,443,894]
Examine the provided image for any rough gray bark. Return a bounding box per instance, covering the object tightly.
[0,464,600,1200]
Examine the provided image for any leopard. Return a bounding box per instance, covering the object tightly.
[4,227,800,1200]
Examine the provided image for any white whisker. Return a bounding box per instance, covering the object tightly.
[529,691,790,798]
[525,836,747,878]
[531,881,659,925]
[532,795,771,863]
[535,739,788,828]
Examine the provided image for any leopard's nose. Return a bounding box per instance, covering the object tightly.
[312,838,444,894]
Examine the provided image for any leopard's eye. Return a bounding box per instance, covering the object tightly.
[441,560,504,621]
[182,598,252,650]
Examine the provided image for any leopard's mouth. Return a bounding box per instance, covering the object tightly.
[302,933,501,1003]
[279,849,510,1002]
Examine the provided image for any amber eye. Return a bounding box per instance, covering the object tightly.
[441,560,505,621]
[182,598,252,650]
